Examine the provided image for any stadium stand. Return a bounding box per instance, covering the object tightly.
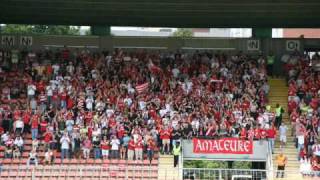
[282,52,320,177]
[0,48,276,178]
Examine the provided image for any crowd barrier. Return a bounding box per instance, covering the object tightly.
[0,165,316,180]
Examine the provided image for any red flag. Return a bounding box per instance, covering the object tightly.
[136,82,149,94]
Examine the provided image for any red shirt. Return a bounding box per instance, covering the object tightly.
[31,115,39,129]
[254,128,261,139]
[13,110,21,121]
[241,101,250,110]
[60,92,67,101]
[40,121,48,132]
[135,140,143,149]
[267,128,276,138]
[67,98,74,109]
[43,132,53,143]
[160,129,171,140]
[240,128,247,139]
[101,141,110,150]
[128,140,135,150]
[23,111,31,124]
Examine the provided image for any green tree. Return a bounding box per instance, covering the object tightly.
[1,24,80,35]
[1,24,34,34]
[173,28,193,38]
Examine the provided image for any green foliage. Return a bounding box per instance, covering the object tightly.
[184,160,228,168]
[1,24,80,35]
[184,160,252,169]
[172,28,193,38]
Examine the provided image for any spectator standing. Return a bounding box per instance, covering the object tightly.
[30,113,39,140]
[275,104,285,129]
[135,136,144,161]
[92,136,101,159]
[172,141,181,168]
[279,123,288,149]
[110,136,120,159]
[127,137,135,160]
[276,152,287,178]
[267,53,275,77]
[60,132,70,161]
[100,136,110,160]
[82,136,91,159]
[147,139,156,164]
[267,125,276,153]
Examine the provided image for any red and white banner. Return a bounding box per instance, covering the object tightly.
[136,82,149,94]
[193,138,253,154]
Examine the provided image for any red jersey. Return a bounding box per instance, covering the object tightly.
[23,111,31,124]
[135,140,143,149]
[40,121,48,132]
[128,139,135,150]
[31,115,39,129]
[101,141,110,150]
[60,92,67,101]
[43,132,53,143]
[267,128,276,138]
[160,129,171,140]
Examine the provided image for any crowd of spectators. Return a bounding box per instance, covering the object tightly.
[282,52,320,175]
[0,47,275,165]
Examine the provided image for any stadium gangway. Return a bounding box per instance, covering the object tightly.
[0,165,314,180]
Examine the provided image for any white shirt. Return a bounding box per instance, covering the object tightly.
[14,138,24,147]
[27,85,36,96]
[60,136,70,149]
[52,64,60,74]
[106,109,114,118]
[46,86,53,96]
[110,139,120,150]
[172,68,180,78]
[279,125,288,136]
[15,120,24,128]
[298,135,305,145]
[86,98,94,109]
[1,133,9,142]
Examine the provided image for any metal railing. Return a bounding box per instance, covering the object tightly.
[0,165,316,180]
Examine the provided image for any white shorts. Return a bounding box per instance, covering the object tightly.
[162,139,170,145]
[102,149,109,157]
[280,135,287,142]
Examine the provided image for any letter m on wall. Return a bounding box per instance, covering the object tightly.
[1,36,15,46]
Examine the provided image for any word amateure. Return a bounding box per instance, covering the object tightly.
[193,138,253,154]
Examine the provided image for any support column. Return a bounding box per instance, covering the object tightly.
[252,28,272,38]
[90,26,111,36]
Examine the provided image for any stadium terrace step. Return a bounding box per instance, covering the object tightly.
[269,78,300,176]
[158,154,180,180]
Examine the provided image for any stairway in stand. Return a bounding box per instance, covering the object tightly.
[269,78,301,180]
[158,155,180,180]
